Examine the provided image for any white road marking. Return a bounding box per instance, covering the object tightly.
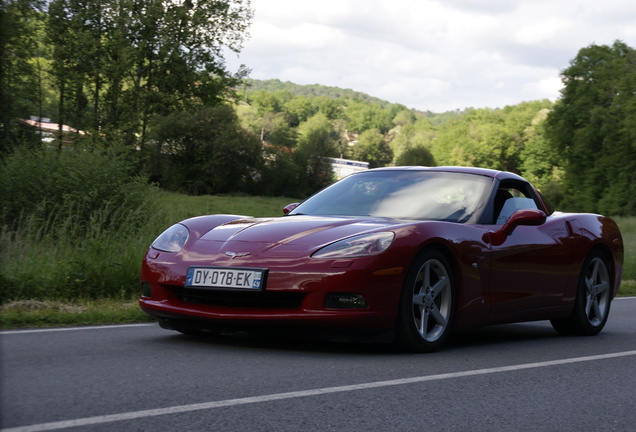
[3,349,636,432]
[0,323,155,335]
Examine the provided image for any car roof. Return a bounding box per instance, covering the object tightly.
[365,166,527,182]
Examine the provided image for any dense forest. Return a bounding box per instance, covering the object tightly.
[2,0,636,217]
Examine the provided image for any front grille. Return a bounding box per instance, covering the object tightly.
[177,287,305,309]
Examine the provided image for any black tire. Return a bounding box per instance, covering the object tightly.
[551,250,612,336]
[396,249,455,352]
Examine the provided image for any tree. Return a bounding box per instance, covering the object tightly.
[345,100,393,134]
[546,40,636,215]
[250,89,283,116]
[295,113,341,195]
[258,112,296,147]
[352,128,392,168]
[393,108,416,127]
[149,105,263,195]
[520,108,562,194]
[0,0,45,151]
[45,0,253,147]
[284,95,316,127]
[314,95,343,120]
[395,145,436,167]
[390,117,436,165]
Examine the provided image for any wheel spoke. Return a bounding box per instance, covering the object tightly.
[591,298,602,320]
[430,276,448,299]
[423,262,432,290]
[430,304,447,327]
[585,293,593,316]
[596,281,610,296]
[420,308,430,337]
[590,260,600,284]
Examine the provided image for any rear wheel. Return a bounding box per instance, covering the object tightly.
[397,249,455,352]
[551,250,612,336]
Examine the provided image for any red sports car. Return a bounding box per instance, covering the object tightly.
[140,166,624,352]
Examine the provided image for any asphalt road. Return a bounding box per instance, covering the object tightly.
[2,298,636,432]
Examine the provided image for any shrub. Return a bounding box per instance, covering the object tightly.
[0,143,159,302]
[0,144,149,230]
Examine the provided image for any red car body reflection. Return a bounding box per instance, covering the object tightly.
[140,167,623,352]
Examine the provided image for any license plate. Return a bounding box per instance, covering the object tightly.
[185,267,266,290]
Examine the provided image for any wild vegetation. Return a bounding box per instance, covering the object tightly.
[1,0,635,321]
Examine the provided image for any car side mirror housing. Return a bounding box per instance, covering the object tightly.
[485,209,547,246]
[283,203,300,215]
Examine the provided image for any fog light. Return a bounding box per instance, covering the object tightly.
[141,282,152,298]
[324,293,367,309]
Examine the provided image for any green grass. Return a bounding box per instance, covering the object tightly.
[620,280,636,297]
[0,299,153,329]
[156,192,299,222]
[615,217,636,281]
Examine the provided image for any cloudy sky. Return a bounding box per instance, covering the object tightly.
[224,0,636,112]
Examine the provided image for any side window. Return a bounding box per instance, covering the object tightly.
[493,183,538,225]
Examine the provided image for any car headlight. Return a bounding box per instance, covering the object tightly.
[151,223,190,253]
[312,232,395,259]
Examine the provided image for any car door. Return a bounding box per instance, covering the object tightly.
[486,183,576,315]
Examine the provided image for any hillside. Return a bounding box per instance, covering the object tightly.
[241,79,390,105]
[239,79,460,121]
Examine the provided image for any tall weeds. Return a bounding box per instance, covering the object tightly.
[0,201,161,302]
[0,144,161,302]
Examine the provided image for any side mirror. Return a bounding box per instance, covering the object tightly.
[485,209,546,246]
[283,203,300,215]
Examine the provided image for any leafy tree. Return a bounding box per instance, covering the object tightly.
[345,100,393,134]
[421,102,553,173]
[393,108,417,127]
[284,95,316,127]
[149,105,263,195]
[394,145,436,166]
[253,145,301,196]
[294,113,341,195]
[259,112,296,147]
[352,128,392,168]
[390,118,436,164]
[0,0,45,151]
[313,95,343,120]
[520,108,561,188]
[428,117,473,166]
[46,0,95,137]
[546,40,636,215]
[250,89,283,116]
[45,0,253,147]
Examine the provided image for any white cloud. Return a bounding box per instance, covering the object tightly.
[225,0,636,112]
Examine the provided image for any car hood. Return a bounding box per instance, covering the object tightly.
[185,215,401,258]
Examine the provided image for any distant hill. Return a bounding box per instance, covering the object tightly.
[240,78,449,119]
[242,79,398,107]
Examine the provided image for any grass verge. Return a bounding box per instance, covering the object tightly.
[0,299,153,329]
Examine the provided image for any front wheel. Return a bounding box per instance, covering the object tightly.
[396,249,455,352]
[551,250,612,336]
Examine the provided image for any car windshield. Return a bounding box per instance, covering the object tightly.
[289,170,493,222]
